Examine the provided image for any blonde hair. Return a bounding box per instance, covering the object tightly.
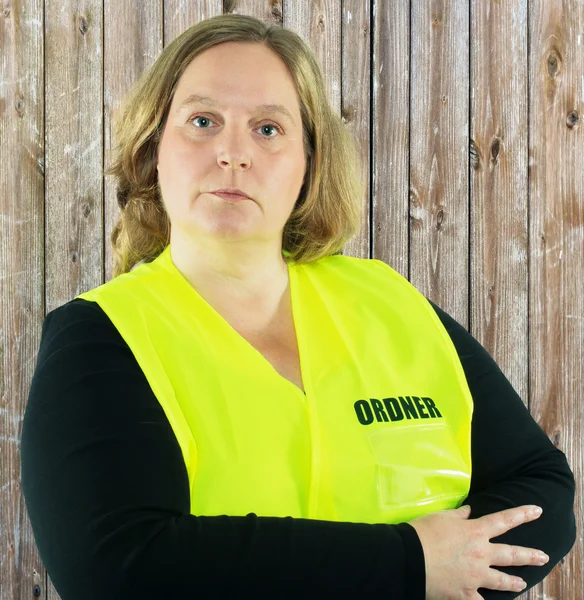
[107,13,364,277]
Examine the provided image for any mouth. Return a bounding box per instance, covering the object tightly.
[211,191,251,202]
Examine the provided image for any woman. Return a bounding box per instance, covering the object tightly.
[20,13,575,600]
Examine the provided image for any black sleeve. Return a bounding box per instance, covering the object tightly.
[427,300,577,599]
[20,298,425,600]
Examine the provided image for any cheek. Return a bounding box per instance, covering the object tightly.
[273,157,305,190]
[161,127,194,163]
[162,143,202,181]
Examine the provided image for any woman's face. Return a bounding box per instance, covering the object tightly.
[156,42,307,249]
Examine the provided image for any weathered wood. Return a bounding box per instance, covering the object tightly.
[1,3,45,600]
[44,2,104,599]
[470,2,530,596]
[337,1,372,263]
[371,1,410,277]
[470,0,529,403]
[104,2,165,281]
[163,2,222,67]
[4,1,581,599]
[409,2,470,327]
[528,1,584,599]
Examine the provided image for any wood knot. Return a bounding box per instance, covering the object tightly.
[547,49,561,77]
[551,430,561,447]
[490,137,501,163]
[78,15,88,35]
[470,139,481,170]
[435,206,445,230]
[269,0,282,22]
[15,93,25,117]
[2,7,10,18]
[567,110,579,129]
[223,0,236,13]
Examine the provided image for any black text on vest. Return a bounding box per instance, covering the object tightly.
[354,396,443,425]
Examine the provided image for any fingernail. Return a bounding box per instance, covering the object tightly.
[532,506,543,516]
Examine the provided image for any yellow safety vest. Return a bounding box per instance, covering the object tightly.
[76,245,473,525]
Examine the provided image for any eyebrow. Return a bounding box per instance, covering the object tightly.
[176,94,295,125]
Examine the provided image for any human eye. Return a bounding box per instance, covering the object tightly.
[188,115,215,130]
[256,122,283,139]
[188,115,283,140]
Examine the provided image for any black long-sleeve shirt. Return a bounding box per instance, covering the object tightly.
[20,297,576,599]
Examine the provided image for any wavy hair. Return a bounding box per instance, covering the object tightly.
[107,13,364,277]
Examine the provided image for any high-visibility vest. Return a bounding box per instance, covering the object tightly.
[76,245,473,524]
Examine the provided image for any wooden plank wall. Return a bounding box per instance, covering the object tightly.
[1,1,581,598]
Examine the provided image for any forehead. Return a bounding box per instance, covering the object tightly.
[172,43,300,122]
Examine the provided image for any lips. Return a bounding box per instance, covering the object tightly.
[211,191,250,202]
[211,188,252,200]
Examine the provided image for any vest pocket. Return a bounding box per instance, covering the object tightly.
[366,422,470,512]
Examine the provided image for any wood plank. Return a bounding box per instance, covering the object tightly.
[44,1,103,598]
[339,1,371,262]
[470,2,530,595]
[285,0,342,121]
[470,0,528,403]
[163,0,221,47]
[104,1,163,281]
[528,2,583,599]
[371,1,410,276]
[7,2,581,599]
[1,2,45,599]
[409,2,470,326]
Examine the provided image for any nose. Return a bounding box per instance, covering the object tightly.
[218,154,250,170]
[216,127,251,171]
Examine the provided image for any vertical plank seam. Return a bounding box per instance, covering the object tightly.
[468,0,472,334]
[369,0,374,260]
[526,0,532,420]
[526,10,533,596]
[407,0,412,281]
[102,0,106,286]
[162,1,165,50]
[42,0,47,597]
[42,0,47,320]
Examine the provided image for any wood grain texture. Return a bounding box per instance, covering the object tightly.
[104,1,163,282]
[470,0,529,403]
[371,1,410,277]
[339,0,372,263]
[528,1,583,599]
[1,3,45,600]
[3,1,581,599]
[44,2,104,599]
[285,0,342,114]
[409,1,469,326]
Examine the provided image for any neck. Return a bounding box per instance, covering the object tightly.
[169,241,291,328]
